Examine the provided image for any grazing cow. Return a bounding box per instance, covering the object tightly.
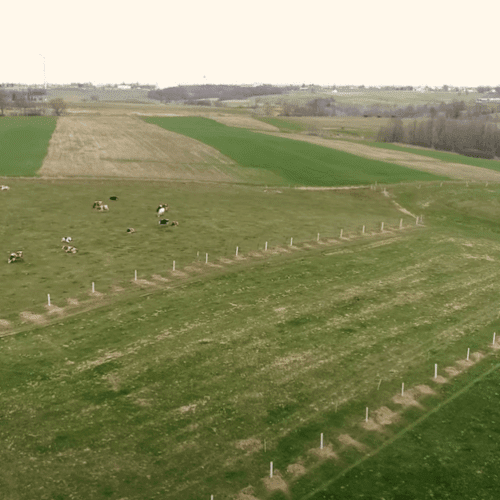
[158,219,169,225]
[109,196,118,201]
[8,251,23,263]
[1,185,9,191]
[171,220,179,226]
[61,237,72,243]
[126,228,135,233]
[62,245,78,254]
[96,204,109,212]
[156,204,169,216]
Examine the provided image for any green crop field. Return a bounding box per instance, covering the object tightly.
[0,116,57,176]
[367,141,500,171]
[143,116,447,186]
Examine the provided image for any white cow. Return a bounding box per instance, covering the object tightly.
[61,237,72,243]
[1,185,10,191]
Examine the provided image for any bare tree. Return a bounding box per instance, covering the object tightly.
[0,90,8,116]
[49,98,67,116]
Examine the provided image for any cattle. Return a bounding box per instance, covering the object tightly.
[61,237,72,243]
[156,204,169,216]
[93,200,104,209]
[158,219,169,225]
[109,196,118,201]
[1,185,10,191]
[8,251,23,263]
[96,204,109,212]
[62,245,78,254]
[171,220,179,226]
[126,228,135,233]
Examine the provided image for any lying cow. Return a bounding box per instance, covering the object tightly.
[158,219,169,225]
[126,228,135,234]
[8,251,23,263]
[109,196,119,201]
[93,200,104,209]
[171,220,179,226]
[62,245,78,254]
[61,236,72,243]
[96,204,109,211]
[1,185,10,191]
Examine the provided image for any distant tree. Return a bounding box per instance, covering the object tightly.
[49,98,67,116]
[0,90,8,116]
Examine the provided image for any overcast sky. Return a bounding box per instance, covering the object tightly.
[3,0,499,88]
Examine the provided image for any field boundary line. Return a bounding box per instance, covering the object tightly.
[299,360,500,500]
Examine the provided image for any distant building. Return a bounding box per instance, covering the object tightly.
[27,88,47,102]
[117,84,131,90]
[476,93,500,103]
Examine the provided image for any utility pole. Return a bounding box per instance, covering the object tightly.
[39,54,46,89]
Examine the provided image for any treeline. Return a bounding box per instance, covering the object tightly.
[278,100,499,119]
[377,117,500,159]
[148,84,298,103]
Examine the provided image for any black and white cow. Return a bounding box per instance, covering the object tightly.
[61,237,72,243]
[158,219,169,225]
[156,204,169,217]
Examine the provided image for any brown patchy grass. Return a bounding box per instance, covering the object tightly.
[39,115,261,183]
[262,132,500,182]
[209,114,279,132]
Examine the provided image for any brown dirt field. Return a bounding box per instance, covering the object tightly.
[39,115,256,182]
[392,390,424,408]
[261,132,500,182]
[431,375,448,384]
[413,384,436,396]
[66,298,80,306]
[209,114,279,132]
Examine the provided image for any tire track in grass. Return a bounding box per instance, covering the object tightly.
[299,361,500,500]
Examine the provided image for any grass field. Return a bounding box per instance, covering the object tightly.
[368,141,500,171]
[261,132,500,182]
[144,116,445,186]
[3,99,500,499]
[0,179,409,325]
[0,116,57,176]
[2,177,500,498]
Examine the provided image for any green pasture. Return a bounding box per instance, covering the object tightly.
[367,141,500,171]
[143,116,447,186]
[0,116,57,176]
[2,177,500,498]
[0,178,408,322]
[2,207,500,498]
[301,357,500,500]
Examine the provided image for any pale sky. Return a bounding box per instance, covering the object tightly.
[3,0,499,88]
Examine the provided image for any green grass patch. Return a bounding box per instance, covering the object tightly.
[367,140,500,171]
[144,116,447,186]
[301,358,500,500]
[0,116,57,176]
